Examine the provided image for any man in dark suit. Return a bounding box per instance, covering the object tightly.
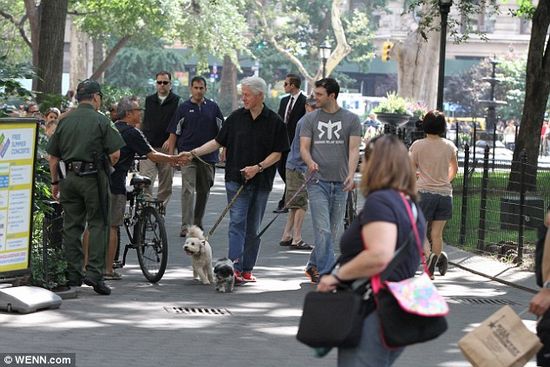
[275,73,306,213]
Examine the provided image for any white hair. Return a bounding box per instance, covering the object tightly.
[241,77,266,98]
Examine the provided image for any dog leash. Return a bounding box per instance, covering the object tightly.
[228,172,316,265]
[189,150,243,240]
[190,151,211,167]
[255,171,317,240]
[206,182,245,241]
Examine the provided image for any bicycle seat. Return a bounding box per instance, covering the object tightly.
[130,174,152,187]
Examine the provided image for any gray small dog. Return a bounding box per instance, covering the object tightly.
[213,258,235,293]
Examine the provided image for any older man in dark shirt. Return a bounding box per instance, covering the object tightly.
[182,76,289,283]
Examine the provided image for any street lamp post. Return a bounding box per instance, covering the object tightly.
[436,0,452,112]
[319,39,332,79]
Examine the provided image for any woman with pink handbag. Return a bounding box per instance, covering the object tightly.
[317,135,428,366]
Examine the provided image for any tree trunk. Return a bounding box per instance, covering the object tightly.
[24,0,41,90]
[508,1,550,191]
[36,0,68,101]
[69,18,92,93]
[219,55,238,115]
[256,0,351,93]
[394,15,439,107]
[92,38,105,83]
[89,35,131,80]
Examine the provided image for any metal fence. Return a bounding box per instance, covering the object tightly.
[373,123,549,263]
[443,144,549,262]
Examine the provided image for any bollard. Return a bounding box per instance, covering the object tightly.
[517,150,527,264]
[460,144,470,245]
[455,119,459,150]
[472,124,477,162]
[477,145,490,251]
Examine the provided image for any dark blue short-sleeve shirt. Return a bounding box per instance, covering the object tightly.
[110,121,153,194]
[166,98,223,163]
[339,189,426,282]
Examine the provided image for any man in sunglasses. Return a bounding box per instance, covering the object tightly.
[47,79,125,295]
[140,71,182,206]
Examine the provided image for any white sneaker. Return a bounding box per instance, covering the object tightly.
[426,253,439,279]
[437,252,448,276]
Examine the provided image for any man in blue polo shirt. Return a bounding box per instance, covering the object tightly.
[167,76,224,237]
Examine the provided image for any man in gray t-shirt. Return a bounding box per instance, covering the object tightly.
[300,78,361,281]
[300,108,361,182]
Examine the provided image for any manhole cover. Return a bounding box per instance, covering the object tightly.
[446,297,518,306]
[163,306,231,315]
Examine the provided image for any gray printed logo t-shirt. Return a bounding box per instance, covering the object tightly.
[300,108,361,182]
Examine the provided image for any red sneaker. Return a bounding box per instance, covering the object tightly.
[305,266,320,284]
[234,270,245,285]
[242,271,257,282]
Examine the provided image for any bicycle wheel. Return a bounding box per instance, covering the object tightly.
[136,206,168,283]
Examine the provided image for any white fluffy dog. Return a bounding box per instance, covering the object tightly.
[183,226,214,284]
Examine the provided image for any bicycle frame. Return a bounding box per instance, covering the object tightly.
[120,182,165,267]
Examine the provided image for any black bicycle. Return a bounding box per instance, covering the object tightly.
[117,173,168,283]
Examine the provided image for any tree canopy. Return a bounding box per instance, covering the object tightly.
[252,0,375,89]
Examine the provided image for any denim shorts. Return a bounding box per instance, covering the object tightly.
[419,192,452,221]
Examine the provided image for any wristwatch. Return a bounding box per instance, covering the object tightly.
[257,163,264,172]
[543,281,550,289]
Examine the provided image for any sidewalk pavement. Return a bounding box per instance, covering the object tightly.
[0,171,541,367]
[446,244,538,294]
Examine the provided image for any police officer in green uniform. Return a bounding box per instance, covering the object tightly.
[47,79,125,295]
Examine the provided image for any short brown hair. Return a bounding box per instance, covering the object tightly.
[360,135,418,201]
[422,110,446,135]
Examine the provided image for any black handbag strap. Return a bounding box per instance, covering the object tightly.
[379,193,420,282]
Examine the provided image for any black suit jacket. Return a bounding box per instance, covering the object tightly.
[278,93,306,144]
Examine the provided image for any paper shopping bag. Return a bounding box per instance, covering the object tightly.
[458,306,542,367]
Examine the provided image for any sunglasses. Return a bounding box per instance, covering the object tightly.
[284,82,290,86]
[156,81,170,85]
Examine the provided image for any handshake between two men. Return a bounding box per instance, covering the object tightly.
[168,151,194,167]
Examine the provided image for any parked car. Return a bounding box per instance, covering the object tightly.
[474,140,514,160]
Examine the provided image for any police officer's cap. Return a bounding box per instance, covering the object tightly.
[76,79,103,98]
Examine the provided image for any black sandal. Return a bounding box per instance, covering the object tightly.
[291,240,313,250]
[279,238,293,246]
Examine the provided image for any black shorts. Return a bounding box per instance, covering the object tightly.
[419,192,452,221]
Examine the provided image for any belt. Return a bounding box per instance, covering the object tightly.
[66,161,97,173]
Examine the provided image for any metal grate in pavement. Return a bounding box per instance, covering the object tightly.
[163,306,231,315]
[446,297,518,306]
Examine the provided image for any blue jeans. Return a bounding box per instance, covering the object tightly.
[306,180,347,275]
[338,311,404,367]
[226,181,270,273]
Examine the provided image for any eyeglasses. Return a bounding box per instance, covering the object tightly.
[156,81,170,85]
[284,82,290,86]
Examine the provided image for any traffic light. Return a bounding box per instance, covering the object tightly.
[381,41,394,62]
